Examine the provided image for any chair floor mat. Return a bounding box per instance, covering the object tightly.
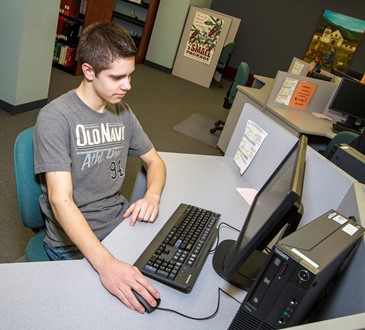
[173,113,220,147]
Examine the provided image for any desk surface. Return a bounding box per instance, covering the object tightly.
[1,148,364,328]
[265,107,336,139]
[0,152,250,329]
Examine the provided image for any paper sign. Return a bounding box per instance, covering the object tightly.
[275,78,298,106]
[233,120,268,175]
[289,81,317,109]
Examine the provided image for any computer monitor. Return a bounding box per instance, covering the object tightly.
[331,69,359,82]
[306,71,333,82]
[212,135,308,290]
[329,77,365,129]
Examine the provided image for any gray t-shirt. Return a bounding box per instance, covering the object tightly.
[34,90,153,247]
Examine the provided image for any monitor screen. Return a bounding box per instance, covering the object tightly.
[307,71,333,82]
[329,77,365,128]
[331,69,359,82]
[212,135,307,290]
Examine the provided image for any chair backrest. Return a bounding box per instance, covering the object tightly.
[228,62,250,103]
[323,130,359,158]
[14,127,45,231]
[217,42,236,70]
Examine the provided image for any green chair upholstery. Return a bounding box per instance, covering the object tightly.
[216,42,236,72]
[212,42,236,88]
[211,62,250,134]
[224,62,250,109]
[14,127,50,261]
[323,130,359,158]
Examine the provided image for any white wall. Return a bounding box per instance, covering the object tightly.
[0,0,59,107]
[146,0,212,70]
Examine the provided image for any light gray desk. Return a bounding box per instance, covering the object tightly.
[264,107,335,139]
[1,105,364,329]
[218,73,338,153]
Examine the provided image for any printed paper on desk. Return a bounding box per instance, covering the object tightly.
[233,120,268,175]
[274,77,298,106]
[236,187,258,205]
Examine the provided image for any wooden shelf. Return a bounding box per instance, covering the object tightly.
[113,11,145,27]
[54,0,114,75]
[112,0,160,64]
[121,0,149,9]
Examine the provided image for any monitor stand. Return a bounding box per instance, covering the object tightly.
[212,240,268,290]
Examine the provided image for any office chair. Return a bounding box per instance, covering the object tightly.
[323,130,359,159]
[14,126,50,262]
[212,42,236,88]
[210,62,250,134]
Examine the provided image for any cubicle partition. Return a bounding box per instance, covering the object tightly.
[287,57,311,76]
[224,103,298,191]
[265,70,337,114]
[172,6,240,88]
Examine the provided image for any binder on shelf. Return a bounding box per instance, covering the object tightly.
[79,0,88,15]
[56,16,66,38]
[58,19,81,44]
[69,0,81,18]
[60,0,72,16]
[64,47,77,67]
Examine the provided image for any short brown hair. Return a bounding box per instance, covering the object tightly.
[77,22,137,76]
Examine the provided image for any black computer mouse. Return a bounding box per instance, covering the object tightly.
[132,290,161,314]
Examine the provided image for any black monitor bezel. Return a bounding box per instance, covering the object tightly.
[329,77,365,126]
[220,135,307,281]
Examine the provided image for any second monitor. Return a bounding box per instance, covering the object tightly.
[212,135,308,290]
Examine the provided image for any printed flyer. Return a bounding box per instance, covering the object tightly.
[184,11,224,65]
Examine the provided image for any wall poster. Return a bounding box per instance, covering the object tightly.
[304,9,365,72]
[184,11,224,65]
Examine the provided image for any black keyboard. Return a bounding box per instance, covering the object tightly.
[332,122,361,134]
[134,203,220,292]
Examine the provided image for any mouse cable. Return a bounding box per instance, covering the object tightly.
[209,221,240,254]
[156,287,242,320]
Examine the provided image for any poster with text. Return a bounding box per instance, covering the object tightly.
[184,12,224,65]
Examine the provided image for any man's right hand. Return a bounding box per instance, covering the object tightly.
[98,256,160,313]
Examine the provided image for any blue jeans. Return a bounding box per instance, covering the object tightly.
[44,243,84,260]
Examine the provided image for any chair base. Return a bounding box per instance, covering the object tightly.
[210,120,225,134]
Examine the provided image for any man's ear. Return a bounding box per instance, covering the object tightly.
[81,63,95,81]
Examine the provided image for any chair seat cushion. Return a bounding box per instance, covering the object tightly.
[25,230,51,262]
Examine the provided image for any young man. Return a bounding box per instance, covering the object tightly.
[34,22,166,313]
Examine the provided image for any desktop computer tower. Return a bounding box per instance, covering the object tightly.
[329,144,365,184]
[228,210,364,330]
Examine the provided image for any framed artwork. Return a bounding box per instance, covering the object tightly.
[304,10,365,72]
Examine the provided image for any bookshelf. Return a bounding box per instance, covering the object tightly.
[54,0,114,75]
[112,0,160,64]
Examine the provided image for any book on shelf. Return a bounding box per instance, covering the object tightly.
[57,19,81,44]
[59,0,81,18]
[69,0,81,17]
[79,0,88,15]
[54,43,77,67]
[56,16,66,38]
[59,0,71,16]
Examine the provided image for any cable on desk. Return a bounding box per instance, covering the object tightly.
[156,287,241,320]
[209,221,240,254]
